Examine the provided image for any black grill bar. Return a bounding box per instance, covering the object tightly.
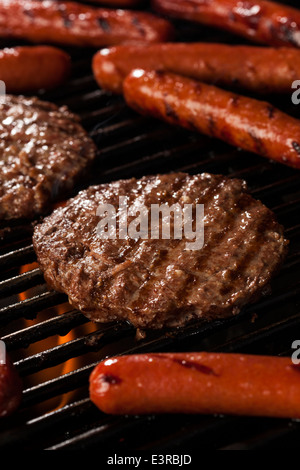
[17,316,245,408]
[14,323,134,376]
[20,363,95,409]
[220,421,300,450]
[46,415,157,451]
[98,139,213,182]
[0,244,36,271]
[31,299,300,451]
[0,268,44,299]
[2,309,88,351]
[214,307,300,354]
[1,232,296,451]
[0,224,33,245]
[0,398,94,450]
[90,115,150,140]
[0,291,67,326]
[13,286,300,392]
[0,126,299,448]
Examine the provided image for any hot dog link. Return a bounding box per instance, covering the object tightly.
[123,69,300,169]
[0,46,71,92]
[93,43,300,94]
[90,352,300,417]
[152,0,300,48]
[0,0,174,47]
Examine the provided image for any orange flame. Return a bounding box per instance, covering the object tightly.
[19,262,95,412]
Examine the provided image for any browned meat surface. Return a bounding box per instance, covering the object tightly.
[0,95,96,220]
[33,172,288,329]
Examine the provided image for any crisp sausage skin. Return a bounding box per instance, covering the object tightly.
[123,69,300,169]
[0,0,174,47]
[93,43,300,94]
[152,0,300,48]
[90,353,300,417]
[0,46,71,93]
[0,356,22,418]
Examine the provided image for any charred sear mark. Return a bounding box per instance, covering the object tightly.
[97,18,111,32]
[207,114,216,136]
[63,17,73,28]
[266,105,275,119]
[101,374,122,385]
[228,11,237,23]
[23,8,35,20]
[165,101,179,121]
[156,70,167,78]
[220,209,275,299]
[230,95,240,107]
[173,358,219,376]
[132,17,146,37]
[57,3,73,28]
[292,141,300,156]
[61,13,73,28]
[249,128,265,155]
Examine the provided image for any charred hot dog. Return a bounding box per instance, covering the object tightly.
[0,0,174,47]
[152,0,300,48]
[123,69,300,169]
[90,352,300,417]
[93,43,300,94]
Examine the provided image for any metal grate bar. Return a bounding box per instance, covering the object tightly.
[0,244,36,271]
[14,323,134,376]
[43,304,300,450]
[0,268,44,299]
[0,398,94,449]
[2,309,88,351]
[0,291,67,326]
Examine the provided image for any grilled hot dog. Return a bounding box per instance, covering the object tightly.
[93,43,300,94]
[0,46,71,93]
[152,0,300,48]
[123,69,300,169]
[0,0,174,47]
[90,352,300,417]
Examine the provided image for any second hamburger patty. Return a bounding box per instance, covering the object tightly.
[33,172,288,329]
[0,95,96,220]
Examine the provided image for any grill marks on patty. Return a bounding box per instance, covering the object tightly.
[33,172,288,329]
[0,95,96,220]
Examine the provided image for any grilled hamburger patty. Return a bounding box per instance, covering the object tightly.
[33,172,288,329]
[0,95,96,220]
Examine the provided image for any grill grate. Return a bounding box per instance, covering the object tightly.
[1,0,300,451]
